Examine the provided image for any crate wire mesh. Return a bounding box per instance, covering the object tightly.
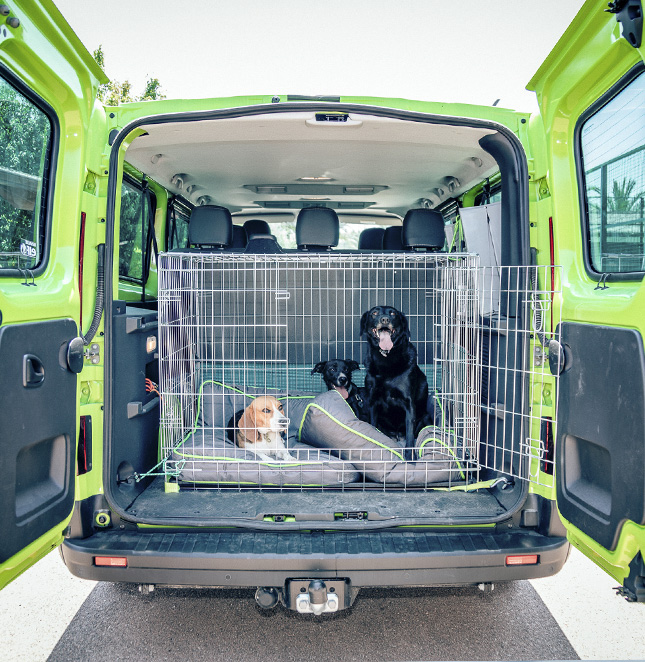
[157,252,560,491]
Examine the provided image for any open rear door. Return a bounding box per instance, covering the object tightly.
[528,0,645,600]
[0,1,107,588]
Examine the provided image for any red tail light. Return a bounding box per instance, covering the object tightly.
[506,554,539,566]
[94,556,128,567]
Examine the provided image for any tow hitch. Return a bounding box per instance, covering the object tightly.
[294,579,340,615]
[255,579,357,614]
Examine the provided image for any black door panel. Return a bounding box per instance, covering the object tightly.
[556,322,645,551]
[0,319,78,563]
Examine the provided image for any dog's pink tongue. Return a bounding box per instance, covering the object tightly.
[379,329,393,352]
[333,385,349,399]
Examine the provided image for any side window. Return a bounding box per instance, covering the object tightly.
[118,178,155,282]
[0,75,52,272]
[167,199,191,250]
[580,70,645,274]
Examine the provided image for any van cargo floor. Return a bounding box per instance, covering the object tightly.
[124,478,508,522]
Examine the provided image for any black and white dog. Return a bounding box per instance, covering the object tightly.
[311,358,369,422]
[360,305,431,460]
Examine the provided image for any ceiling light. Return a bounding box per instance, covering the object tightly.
[300,197,330,201]
[298,176,334,182]
[256,186,287,194]
[344,186,375,194]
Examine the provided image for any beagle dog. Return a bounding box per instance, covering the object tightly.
[235,396,295,462]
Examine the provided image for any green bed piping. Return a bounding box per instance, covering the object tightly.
[297,391,406,462]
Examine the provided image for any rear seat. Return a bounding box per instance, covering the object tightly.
[358,227,385,250]
[383,225,407,251]
[243,219,271,239]
[242,218,283,253]
[231,224,247,249]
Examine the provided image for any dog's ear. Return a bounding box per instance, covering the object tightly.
[311,361,326,375]
[346,359,360,373]
[227,410,244,443]
[238,404,259,443]
[359,311,369,336]
[399,310,410,337]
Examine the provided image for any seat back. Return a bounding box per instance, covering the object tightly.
[383,225,408,251]
[243,219,271,239]
[358,227,385,250]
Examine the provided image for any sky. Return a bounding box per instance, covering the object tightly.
[55,0,586,113]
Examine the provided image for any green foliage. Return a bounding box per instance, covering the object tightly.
[590,177,645,213]
[119,181,147,280]
[0,77,51,267]
[92,45,165,105]
[140,77,164,102]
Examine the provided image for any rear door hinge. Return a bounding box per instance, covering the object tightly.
[606,0,643,48]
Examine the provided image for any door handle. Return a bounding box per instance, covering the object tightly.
[23,354,45,388]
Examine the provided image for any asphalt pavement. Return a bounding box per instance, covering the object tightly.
[1,547,643,661]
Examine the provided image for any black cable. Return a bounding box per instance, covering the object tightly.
[82,243,105,345]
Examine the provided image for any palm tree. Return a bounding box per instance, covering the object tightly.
[590,177,645,213]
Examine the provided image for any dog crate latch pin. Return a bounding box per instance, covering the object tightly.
[274,290,290,300]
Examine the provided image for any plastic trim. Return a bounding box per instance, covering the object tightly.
[61,529,569,587]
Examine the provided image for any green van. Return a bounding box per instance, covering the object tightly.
[0,0,643,612]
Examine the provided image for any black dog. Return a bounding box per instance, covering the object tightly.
[311,359,369,422]
[360,305,431,460]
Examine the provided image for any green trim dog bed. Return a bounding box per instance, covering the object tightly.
[169,381,359,486]
[298,390,465,485]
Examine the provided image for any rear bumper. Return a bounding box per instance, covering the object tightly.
[61,529,569,588]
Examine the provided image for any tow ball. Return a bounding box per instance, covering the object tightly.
[295,579,339,615]
[256,579,355,614]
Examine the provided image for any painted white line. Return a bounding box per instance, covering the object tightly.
[530,547,645,660]
[0,551,96,662]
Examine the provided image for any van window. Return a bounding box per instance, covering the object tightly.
[0,75,52,272]
[580,70,645,273]
[167,198,191,250]
[270,219,386,249]
[118,178,155,282]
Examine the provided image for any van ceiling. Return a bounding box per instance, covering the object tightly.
[125,111,499,215]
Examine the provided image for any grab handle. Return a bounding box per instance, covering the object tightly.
[23,354,45,388]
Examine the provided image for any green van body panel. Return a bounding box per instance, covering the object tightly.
[0,0,643,595]
[527,0,645,586]
[0,0,107,588]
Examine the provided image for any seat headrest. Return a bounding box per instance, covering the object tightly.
[243,219,271,238]
[296,207,339,250]
[358,227,385,250]
[231,224,247,249]
[402,209,446,251]
[383,225,407,251]
[244,235,283,254]
[189,205,232,248]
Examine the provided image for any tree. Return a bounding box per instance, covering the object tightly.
[590,177,645,213]
[606,178,644,213]
[0,77,51,266]
[92,46,165,105]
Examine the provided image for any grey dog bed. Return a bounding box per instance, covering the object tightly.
[169,381,359,486]
[298,390,465,485]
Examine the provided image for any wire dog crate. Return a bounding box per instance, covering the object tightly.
[157,252,560,491]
